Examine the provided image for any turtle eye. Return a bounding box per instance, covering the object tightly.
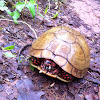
[44,64,51,70]
[46,64,51,70]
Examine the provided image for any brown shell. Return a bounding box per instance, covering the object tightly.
[29,26,90,78]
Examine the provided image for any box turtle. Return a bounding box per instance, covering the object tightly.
[29,26,90,82]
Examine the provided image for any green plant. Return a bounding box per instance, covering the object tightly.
[44,6,48,15]
[0,43,16,58]
[1,43,15,50]
[0,0,36,23]
[52,10,60,19]
[3,52,16,57]
[29,60,34,71]
[0,0,61,23]
[8,0,36,23]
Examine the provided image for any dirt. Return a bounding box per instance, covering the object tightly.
[0,0,100,100]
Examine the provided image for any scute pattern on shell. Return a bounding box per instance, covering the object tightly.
[29,26,90,78]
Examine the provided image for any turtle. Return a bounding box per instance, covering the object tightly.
[29,26,90,82]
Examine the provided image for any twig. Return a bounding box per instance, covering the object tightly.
[85,76,100,84]
[89,67,100,74]
[16,44,32,63]
[0,18,38,39]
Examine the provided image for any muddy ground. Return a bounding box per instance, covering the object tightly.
[0,0,100,100]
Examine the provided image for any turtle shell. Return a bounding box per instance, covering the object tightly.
[29,26,90,80]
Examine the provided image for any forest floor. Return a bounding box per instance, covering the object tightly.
[0,0,100,100]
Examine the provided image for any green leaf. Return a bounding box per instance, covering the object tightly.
[18,55,25,63]
[30,65,34,71]
[58,10,61,12]
[29,60,34,71]
[44,6,48,15]
[26,2,35,19]
[3,43,15,50]
[6,9,13,16]
[12,11,20,23]
[37,12,44,18]
[6,10,20,23]
[36,3,39,12]
[30,0,35,4]
[52,12,58,19]
[19,59,23,63]
[16,2,25,12]
[3,52,16,58]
